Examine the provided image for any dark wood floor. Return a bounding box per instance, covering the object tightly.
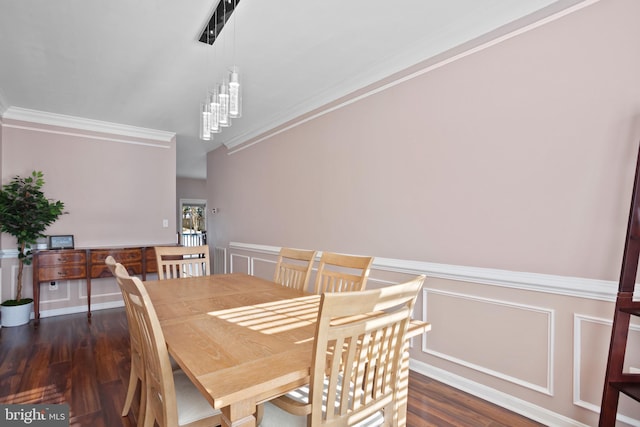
[0,308,544,426]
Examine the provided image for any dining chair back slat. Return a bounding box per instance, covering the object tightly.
[154,245,210,280]
[312,276,423,426]
[274,247,317,292]
[262,275,425,427]
[313,252,373,294]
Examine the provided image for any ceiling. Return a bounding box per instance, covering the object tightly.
[0,0,586,179]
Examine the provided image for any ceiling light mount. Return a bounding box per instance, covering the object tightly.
[199,0,240,46]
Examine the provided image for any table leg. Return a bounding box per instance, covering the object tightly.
[33,284,41,327]
[33,257,40,327]
[87,276,92,320]
[221,400,257,427]
[256,404,264,425]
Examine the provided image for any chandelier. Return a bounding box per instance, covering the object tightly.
[199,0,242,141]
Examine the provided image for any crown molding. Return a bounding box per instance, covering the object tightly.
[2,106,175,142]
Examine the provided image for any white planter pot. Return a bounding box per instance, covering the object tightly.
[1,301,33,327]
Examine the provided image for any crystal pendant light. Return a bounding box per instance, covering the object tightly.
[199,102,211,140]
[229,66,241,118]
[198,0,243,139]
[209,89,221,133]
[218,80,230,127]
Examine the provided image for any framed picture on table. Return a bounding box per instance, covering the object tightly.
[48,235,75,250]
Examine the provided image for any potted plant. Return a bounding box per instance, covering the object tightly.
[0,171,65,326]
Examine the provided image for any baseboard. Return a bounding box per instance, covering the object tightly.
[37,300,125,319]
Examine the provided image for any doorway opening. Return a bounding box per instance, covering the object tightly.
[180,199,207,246]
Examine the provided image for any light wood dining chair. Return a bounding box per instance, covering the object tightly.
[313,251,374,294]
[273,247,317,292]
[261,275,426,427]
[154,245,210,280]
[113,263,222,427]
[106,256,147,422]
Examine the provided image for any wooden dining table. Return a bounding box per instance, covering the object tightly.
[143,273,430,427]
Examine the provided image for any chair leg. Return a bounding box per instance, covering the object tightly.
[137,377,147,426]
[143,392,155,427]
[122,366,140,416]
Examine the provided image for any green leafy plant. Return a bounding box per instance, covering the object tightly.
[0,171,65,305]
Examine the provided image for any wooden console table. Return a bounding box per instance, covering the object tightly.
[32,246,162,325]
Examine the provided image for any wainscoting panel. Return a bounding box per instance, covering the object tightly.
[573,314,640,425]
[214,246,227,274]
[226,241,627,426]
[78,277,121,300]
[6,264,123,319]
[230,253,251,274]
[423,288,553,395]
[251,257,277,281]
[39,279,72,304]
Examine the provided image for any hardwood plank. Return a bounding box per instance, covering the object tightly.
[71,343,102,416]
[407,371,544,427]
[0,307,543,426]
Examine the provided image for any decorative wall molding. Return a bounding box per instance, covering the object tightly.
[230,253,251,275]
[423,288,554,396]
[230,242,285,256]
[38,280,71,305]
[1,106,174,145]
[572,315,608,414]
[0,244,47,260]
[213,247,227,275]
[229,242,618,302]
[410,360,591,427]
[77,284,121,300]
[0,249,20,259]
[572,314,640,426]
[251,256,276,275]
[227,241,623,425]
[2,258,125,312]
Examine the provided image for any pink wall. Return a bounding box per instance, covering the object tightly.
[0,115,177,310]
[208,3,640,422]
[177,177,207,201]
[208,0,640,281]
[0,120,177,249]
